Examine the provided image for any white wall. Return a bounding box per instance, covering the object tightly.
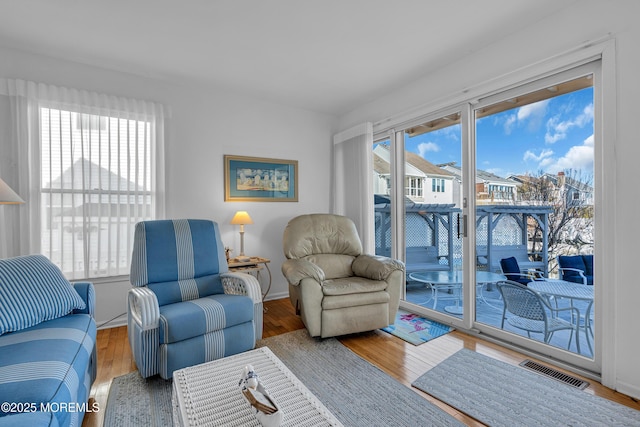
[0,45,336,328]
[338,0,640,398]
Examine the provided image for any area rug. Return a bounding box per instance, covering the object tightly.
[105,329,464,427]
[381,309,454,345]
[412,348,640,427]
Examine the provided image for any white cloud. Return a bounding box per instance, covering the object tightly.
[517,99,550,132]
[417,142,440,157]
[503,114,516,135]
[545,102,593,144]
[584,133,594,146]
[518,100,549,120]
[542,134,594,173]
[523,149,553,162]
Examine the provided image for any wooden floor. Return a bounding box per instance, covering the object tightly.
[83,298,640,427]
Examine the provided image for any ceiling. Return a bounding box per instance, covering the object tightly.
[0,0,578,115]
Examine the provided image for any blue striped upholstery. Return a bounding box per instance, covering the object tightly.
[0,257,96,427]
[0,412,59,426]
[0,255,86,335]
[128,219,261,379]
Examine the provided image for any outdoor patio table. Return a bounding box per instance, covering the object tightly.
[529,279,594,354]
[408,271,506,314]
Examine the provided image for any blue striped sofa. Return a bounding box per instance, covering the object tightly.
[0,255,97,427]
[128,219,263,380]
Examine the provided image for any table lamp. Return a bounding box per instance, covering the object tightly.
[230,211,253,262]
[0,178,24,204]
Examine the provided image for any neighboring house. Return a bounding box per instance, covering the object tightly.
[544,171,594,207]
[439,163,517,205]
[373,144,455,205]
[45,158,150,277]
[509,171,594,207]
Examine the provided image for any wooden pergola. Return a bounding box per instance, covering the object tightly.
[375,199,552,275]
[476,205,553,276]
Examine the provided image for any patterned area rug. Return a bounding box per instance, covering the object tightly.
[381,309,454,345]
[412,349,640,427]
[105,329,464,427]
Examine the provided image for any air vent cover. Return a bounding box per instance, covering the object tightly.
[519,359,589,390]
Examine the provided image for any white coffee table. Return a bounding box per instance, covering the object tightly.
[172,347,343,426]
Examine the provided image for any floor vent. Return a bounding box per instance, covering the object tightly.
[519,360,590,390]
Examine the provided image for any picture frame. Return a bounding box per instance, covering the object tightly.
[224,155,298,202]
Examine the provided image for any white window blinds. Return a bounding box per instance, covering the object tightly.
[3,79,165,279]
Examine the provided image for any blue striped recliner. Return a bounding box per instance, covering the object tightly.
[127,219,263,380]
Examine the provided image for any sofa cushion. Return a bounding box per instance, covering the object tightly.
[0,313,96,427]
[0,255,86,335]
[159,294,253,344]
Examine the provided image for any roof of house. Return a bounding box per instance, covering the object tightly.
[47,158,145,192]
[373,144,452,178]
[373,153,390,175]
[440,163,516,186]
[405,151,453,177]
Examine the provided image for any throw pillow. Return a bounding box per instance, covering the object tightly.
[0,254,86,335]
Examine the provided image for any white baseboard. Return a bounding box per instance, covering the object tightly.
[96,315,127,330]
[616,380,640,401]
[264,291,288,301]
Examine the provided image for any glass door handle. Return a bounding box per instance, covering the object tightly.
[457,214,468,239]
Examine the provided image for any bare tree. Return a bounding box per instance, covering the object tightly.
[517,169,594,274]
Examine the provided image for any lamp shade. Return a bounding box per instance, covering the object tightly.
[230,211,253,225]
[0,178,24,204]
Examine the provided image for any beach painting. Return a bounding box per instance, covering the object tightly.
[224,155,298,202]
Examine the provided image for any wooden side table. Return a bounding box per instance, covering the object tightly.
[227,256,272,301]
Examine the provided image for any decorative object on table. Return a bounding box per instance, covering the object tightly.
[230,210,253,261]
[224,155,298,202]
[225,246,232,261]
[239,364,282,426]
[0,178,25,204]
[412,348,640,427]
[381,309,454,345]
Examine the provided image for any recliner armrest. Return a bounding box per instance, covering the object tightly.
[281,259,325,286]
[221,272,263,303]
[128,287,160,331]
[352,254,404,281]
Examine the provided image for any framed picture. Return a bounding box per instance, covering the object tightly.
[224,155,298,202]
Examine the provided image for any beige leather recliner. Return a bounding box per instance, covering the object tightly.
[282,213,405,338]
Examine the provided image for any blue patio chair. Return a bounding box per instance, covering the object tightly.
[558,255,593,285]
[127,219,263,379]
[500,256,544,286]
[496,280,580,353]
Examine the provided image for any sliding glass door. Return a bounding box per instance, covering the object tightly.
[373,110,465,322]
[373,60,600,370]
[473,65,596,364]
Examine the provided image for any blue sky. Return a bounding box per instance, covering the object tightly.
[405,87,594,178]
